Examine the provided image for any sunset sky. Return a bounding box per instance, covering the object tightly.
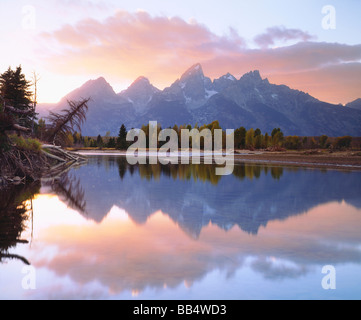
[0,0,360,104]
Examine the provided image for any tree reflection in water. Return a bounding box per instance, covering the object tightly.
[0,171,87,266]
[115,156,284,184]
[0,183,40,265]
[46,173,87,214]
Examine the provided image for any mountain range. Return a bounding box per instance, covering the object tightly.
[38,64,361,137]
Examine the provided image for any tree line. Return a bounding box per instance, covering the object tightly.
[113,156,285,184]
[68,122,355,151]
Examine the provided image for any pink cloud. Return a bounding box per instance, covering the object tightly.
[39,10,246,82]
[254,26,316,48]
[30,202,361,297]
[39,11,361,104]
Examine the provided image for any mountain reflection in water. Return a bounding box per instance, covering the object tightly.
[54,156,361,237]
[1,156,361,299]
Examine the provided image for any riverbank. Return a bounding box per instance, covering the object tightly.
[0,145,88,189]
[233,150,361,170]
[71,148,361,171]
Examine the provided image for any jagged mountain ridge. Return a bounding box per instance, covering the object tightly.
[38,64,361,136]
[119,76,160,114]
[346,99,361,110]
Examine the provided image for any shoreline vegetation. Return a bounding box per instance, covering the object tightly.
[67,122,361,171]
[0,66,90,188]
[0,140,88,188]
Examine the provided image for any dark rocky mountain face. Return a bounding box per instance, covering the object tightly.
[213,73,237,92]
[162,63,215,110]
[118,76,160,115]
[37,64,361,137]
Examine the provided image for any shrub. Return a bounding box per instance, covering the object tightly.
[9,134,42,152]
[319,135,329,149]
[284,136,301,150]
[334,136,352,149]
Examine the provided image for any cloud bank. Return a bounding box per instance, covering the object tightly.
[39,10,361,104]
[254,26,316,48]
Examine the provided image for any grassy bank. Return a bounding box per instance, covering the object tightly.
[0,136,48,186]
[0,136,87,188]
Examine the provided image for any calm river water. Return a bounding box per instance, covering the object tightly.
[1,155,361,299]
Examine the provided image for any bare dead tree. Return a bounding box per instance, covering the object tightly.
[31,71,40,133]
[46,98,90,146]
[49,172,87,213]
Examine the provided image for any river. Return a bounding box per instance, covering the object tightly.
[1,155,361,299]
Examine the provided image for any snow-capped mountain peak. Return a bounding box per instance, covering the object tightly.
[180,63,205,82]
[119,76,160,113]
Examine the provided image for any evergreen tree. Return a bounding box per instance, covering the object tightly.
[271,128,281,139]
[234,126,246,149]
[36,118,47,141]
[0,66,35,128]
[90,139,97,148]
[107,137,116,148]
[96,134,104,148]
[117,124,128,150]
[254,128,262,137]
